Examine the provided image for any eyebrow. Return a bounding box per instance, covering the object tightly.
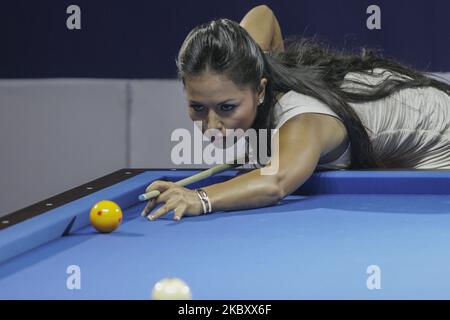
[189,99,238,105]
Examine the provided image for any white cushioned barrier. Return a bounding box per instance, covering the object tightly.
[0,80,128,216]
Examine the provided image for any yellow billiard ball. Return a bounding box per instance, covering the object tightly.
[89,200,123,233]
[151,277,192,300]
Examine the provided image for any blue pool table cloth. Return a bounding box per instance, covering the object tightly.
[0,169,450,299]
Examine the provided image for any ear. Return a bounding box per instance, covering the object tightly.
[256,78,267,106]
[257,78,268,104]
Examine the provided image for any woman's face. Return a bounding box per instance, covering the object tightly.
[184,72,266,141]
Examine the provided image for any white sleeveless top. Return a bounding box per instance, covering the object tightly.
[272,90,351,170]
[264,68,450,170]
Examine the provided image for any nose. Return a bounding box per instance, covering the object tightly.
[205,110,224,134]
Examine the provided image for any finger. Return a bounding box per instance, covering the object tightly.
[173,203,188,221]
[141,197,157,217]
[145,180,174,194]
[148,202,176,221]
[155,187,181,205]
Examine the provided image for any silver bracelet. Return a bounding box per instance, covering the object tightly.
[195,190,207,214]
[195,189,212,214]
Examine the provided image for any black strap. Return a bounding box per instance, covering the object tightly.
[318,137,350,165]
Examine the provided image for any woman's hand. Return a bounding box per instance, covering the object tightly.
[142,180,204,221]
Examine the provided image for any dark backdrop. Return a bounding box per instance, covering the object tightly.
[1,0,449,78]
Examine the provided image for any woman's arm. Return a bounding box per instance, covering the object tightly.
[203,114,347,211]
[239,5,285,52]
[143,114,347,220]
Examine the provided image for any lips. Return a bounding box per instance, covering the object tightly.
[209,136,225,148]
[217,136,248,150]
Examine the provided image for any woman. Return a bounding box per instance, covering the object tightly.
[142,5,450,220]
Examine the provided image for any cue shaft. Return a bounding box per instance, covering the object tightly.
[138,161,242,201]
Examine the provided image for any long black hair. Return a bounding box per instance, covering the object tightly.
[176,18,450,168]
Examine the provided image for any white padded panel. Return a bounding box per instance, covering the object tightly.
[129,80,207,169]
[427,72,450,81]
[0,79,128,216]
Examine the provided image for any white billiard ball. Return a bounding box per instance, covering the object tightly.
[151,277,192,300]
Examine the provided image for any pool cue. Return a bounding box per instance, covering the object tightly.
[138,159,245,204]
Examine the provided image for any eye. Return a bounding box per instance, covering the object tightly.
[190,104,205,112]
[220,104,236,112]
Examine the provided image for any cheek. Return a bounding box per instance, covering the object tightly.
[225,103,258,129]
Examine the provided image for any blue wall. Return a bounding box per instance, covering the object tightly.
[1,0,449,78]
